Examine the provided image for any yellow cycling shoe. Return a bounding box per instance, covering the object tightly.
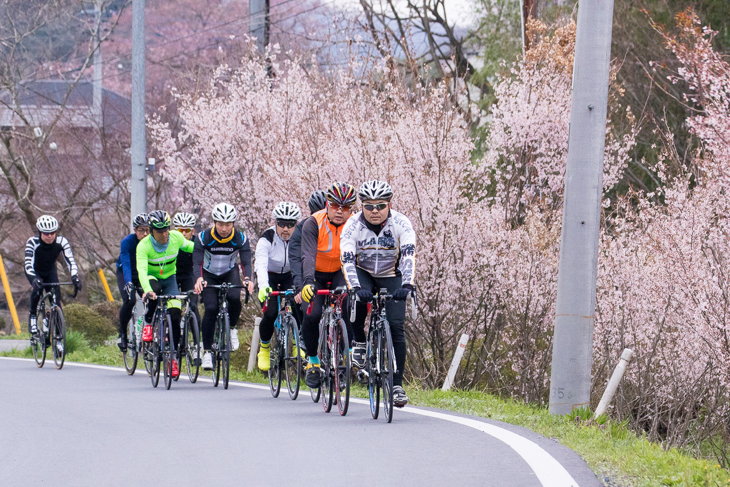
[257,345,270,371]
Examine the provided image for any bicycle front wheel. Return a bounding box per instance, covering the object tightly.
[51,307,66,369]
[380,321,396,423]
[269,323,282,398]
[284,315,301,400]
[163,314,174,390]
[367,326,380,420]
[222,313,231,390]
[183,311,200,383]
[333,318,351,416]
[123,316,138,375]
[31,322,47,368]
[150,340,161,388]
[320,321,334,413]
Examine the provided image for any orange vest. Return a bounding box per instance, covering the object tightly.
[313,210,347,273]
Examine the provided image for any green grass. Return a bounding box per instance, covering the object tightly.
[2,337,728,487]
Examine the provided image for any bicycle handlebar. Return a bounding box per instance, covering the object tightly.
[205,283,250,304]
[269,289,295,297]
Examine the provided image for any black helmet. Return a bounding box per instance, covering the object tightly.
[132,213,149,228]
[308,190,327,213]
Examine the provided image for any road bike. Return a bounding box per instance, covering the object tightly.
[30,282,76,369]
[311,287,351,415]
[122,286,144,375]
[142,294,186,389]
[266,289,302,399]
[206,283,246,390]
[178,290,201,383]
[363,289,397,423]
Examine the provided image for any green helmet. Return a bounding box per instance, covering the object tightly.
[148,210,171,229]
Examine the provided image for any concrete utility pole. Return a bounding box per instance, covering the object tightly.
[130,0,147,221]
[249,0,270,52]
[548,0,615,415]
[92,1,103,156]
[92,1,103,128]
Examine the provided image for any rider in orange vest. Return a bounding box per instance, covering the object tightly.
[299,181,356,388]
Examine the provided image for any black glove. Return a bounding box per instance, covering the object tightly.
[124,281,135,298]
[72,275,82,292]
[353,287,373,303]
[32,277,43,291]
[392,284,414,301]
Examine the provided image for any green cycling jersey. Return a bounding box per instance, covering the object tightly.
[136,230,194,294]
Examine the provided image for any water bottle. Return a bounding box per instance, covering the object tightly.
[135,316,143,340]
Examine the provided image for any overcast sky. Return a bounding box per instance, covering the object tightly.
[329,0,479,28]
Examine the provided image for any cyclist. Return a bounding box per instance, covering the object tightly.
[193,203,254,370]
[289,190,327,299]
[173,212,201,336]
[115,213,149,351]
[299,182,356,388]
[24,215,82,336]
[136,210,194,378]
[255,201,301,371]
[341,180,416,407]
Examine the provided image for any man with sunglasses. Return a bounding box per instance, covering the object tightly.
[24,215,82,336]
[114,213,149,351]
[193,203,254,370]
[136,210,194,378]
[254,201,301,371]
[299,182,357,388]
[340,180,416,407]
[173,212,201,327]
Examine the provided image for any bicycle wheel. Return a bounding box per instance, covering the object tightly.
[367,325,380,419]
[334,318,351,416]
[31,315,47,369]
[320,320,334,413]
[163,314,174,390]
[183,311,200,383]
[269,322,282,398]
[150,339,161,388]
[380,321,396,423]
[212,313,222,387]
[284,315,301,400]
[222,313,231,390]
[51,307,66,369]
[123,316,138,375]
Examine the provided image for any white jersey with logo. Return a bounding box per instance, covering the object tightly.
[340,210,416,288]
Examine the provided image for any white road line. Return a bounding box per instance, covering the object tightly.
[1,357,580,486]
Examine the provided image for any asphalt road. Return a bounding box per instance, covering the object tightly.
[0,357,600,487]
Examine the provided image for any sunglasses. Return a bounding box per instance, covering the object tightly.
[177,228,193,234]
[41,232,57,236]
[328,203,353,212]
[363,203,388,212]
[276,220,296,228]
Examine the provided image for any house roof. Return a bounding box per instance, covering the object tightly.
[0,80,131,134]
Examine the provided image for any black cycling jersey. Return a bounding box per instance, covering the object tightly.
[24,235,78,282]
[193,227,252,279]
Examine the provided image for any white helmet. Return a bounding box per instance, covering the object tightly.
[359,180,393,201]
[36,215,59,233]
[212,202,237,222]
[272,201,301,221]
[172,212,197,227]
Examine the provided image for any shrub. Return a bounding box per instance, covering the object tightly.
[64,303,116,347]
[92,301,121,326]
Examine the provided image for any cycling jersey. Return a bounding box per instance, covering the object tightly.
[288,219,305,290]
[340,210,416,288]
[136,231,194,294]
[24,235,78,281]
[116,233,141,284]
[193,228,252,279]
[300,209,351,284]
[255,226,290,289]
